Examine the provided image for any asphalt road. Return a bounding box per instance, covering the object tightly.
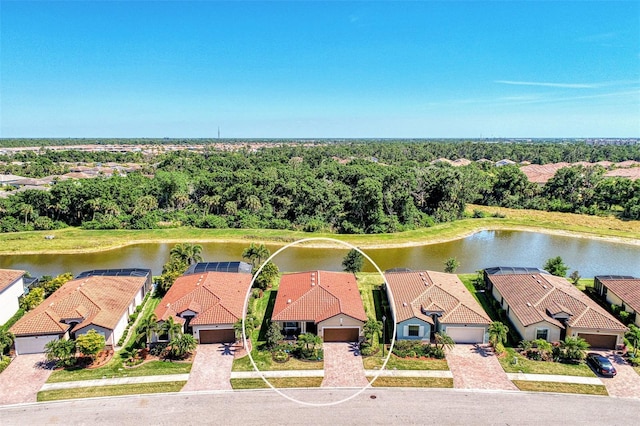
[1,388,638,425]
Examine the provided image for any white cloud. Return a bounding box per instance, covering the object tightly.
[494,80,597,89]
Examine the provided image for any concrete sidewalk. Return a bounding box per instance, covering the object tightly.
[40,374,190,391]
[506,373,602,385]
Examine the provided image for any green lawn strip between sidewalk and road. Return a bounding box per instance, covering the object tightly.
[2,206,638,255]
[499,348,596,376]
[230,377,323,390]
[37,381,187,402]
[512,380,608,396]
[369,377,454,388]
[363,354,448,371]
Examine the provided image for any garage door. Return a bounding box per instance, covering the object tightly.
[577,333,617,349]
[14,335,60,355]
[323,328,359,342]
[445,327,485,344]
[199,329,235,344]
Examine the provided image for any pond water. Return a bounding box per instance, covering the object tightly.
[0,230,638,278]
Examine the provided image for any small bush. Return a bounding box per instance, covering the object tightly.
[492,212,506,218]
[472,209,486,218]
[149,343,168,357]
[494,342,505,355]
[128,312,138,323]
[0,355,11,374]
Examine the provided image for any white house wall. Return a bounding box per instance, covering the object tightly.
[0,277,24,325]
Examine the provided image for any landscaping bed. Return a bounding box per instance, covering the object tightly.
[499,348,595,377]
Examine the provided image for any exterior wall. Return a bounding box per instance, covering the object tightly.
[192,323,233,342]
[0,277,24,325]
[76,324,116,347]
[440,323,489,344]
[519,321,562,342]
[605,291,625,309]
[567,327,625,347]
[318,314,364,338]
[396,318,431,341]
[131,288,144,314]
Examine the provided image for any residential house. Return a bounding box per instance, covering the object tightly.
[154,269,252,344]
[385,269,491,343]
[485,267,627,349]
[271,271,367,342]
[0,269,26,325]
[10,269,151,355]
[594,275,640,328]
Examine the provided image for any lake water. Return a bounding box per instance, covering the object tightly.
[0,230,638,278]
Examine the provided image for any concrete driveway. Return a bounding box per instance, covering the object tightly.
[593,351,640,399]
[321,342,368,388]
[181,344,236,392]
[446,344,518,391]
[0,354,54,405]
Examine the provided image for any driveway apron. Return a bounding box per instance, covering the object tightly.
[0,354,54,405]
[446,344,518,391]
[181,344,235,392]
[597,351,640,399]
[321,343,368,388]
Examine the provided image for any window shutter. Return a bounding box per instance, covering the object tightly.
[418,326,424,337]
[403,325,409,337]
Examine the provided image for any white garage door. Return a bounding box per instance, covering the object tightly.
[445,327,485,344]
[14,335,60,355]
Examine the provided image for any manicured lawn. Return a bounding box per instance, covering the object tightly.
[37,381,187,402]
[512,380,608,396]
[47,360,192,383]
[369,377,453,388]
[230,377,323,389]
[499,348,596,377]
[3,206,638,255]
[233,350,323,371]
[363,354,448,371]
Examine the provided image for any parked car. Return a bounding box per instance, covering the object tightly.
[586,352,617,377]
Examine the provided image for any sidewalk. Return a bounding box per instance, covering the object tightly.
[40,374,190,391]
[506,373,602,385]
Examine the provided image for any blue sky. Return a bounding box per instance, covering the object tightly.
[1,1,639,138]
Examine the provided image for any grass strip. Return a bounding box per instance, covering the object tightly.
[499,348,596,377]
[369,377,453,388]
[512,380,607,396]
[37,381,187,402]
[230,377,323,389]
[363,354,448,371]
[47,360,192,383]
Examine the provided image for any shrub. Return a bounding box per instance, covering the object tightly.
[0,355,11,374]
[149,343,168,357]
[472,209,486,218]
[129,312,138,323]
[272,350,289,363]
[494,342,505,355]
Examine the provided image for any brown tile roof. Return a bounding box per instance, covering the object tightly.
[154,272,252,326]
[385,271,491,326]
[599,278,640,316]
[272,271,367,323]
[11,275,146,336]
[487,272,626,331]
[0,269,25,293]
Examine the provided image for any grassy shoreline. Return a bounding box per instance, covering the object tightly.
[1,205,638,255]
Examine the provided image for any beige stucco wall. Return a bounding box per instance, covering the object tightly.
[605,291,625,308]
[318,314,364,337]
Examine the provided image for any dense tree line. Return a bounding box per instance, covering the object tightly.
[0,143,638,234]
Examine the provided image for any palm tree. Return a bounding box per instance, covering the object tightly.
[557,336,590,362]
[242,243,270,269]
[161,316,183,341]
[135,313,159,348]
[200,194,221,216]
[85,198,102,220]
[169,334,197,359]
[19,203,34,226]
[625,325,640,357]
[0,329,14,355]
[434,332,455,352]
[244,195,262,212]
[170,243,203,265]
[488,321,509,347]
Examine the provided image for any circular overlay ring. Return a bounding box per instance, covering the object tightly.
[242,237,397,407]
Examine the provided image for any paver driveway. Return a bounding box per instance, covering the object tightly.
[446,344,518,391]
[594,351,640,399]
[321,342,368,388]
[0,354,54,405]
[181,344,236,392]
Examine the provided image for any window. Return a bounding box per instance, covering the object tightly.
[284,322,298,329]
[408,325,420,337]
[536,328,549,340]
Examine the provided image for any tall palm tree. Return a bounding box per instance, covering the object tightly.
[162,316,183,341]
[135,313,159,348]
[242,243,270,268]
[19,203,34,226]
[488,321,509,347]
[170,243,203,265]
[244,195,262,212]
[626,325,640,357]
[200,194,221,216]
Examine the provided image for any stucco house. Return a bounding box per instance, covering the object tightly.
[272,271,367,342]
[154,270,252,344]
[10,269,151,355]
[594,275,640,328]
[385,269,492,343]
[0,269,26,326]
[485,267,627,349]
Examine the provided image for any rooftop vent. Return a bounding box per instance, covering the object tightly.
[287,299,292,304]
[542,285,547,289]
[526,302,532,307]
[403,302,408,307]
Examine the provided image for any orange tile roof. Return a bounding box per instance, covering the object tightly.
[598,278,640,316]
[154,272,252,326]
[487,272,626,331]
[11,275,146,336]
[385,271,491,326]
[0,269,25,293]
[272,271,367,323]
